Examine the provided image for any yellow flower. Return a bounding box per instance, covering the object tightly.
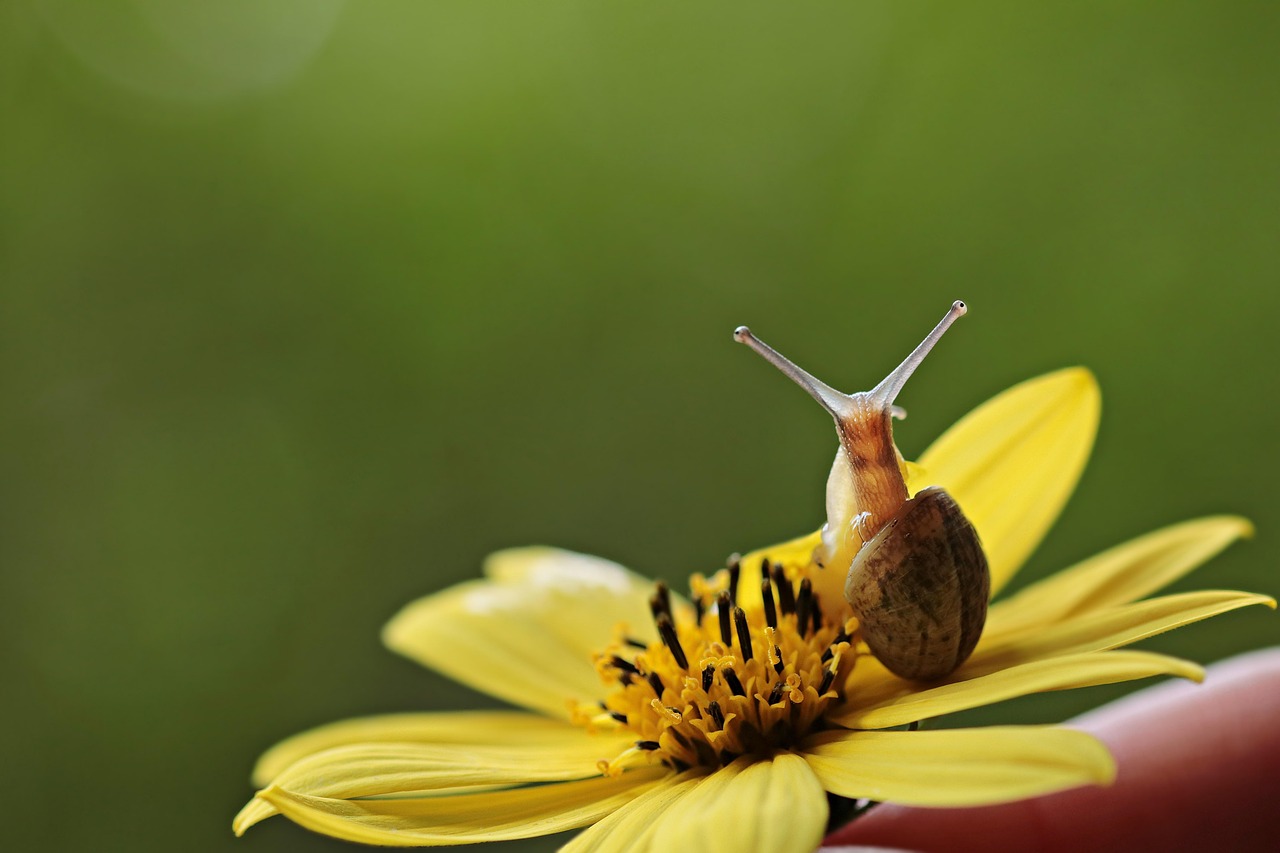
[234,367,1273,851]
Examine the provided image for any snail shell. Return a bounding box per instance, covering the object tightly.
[844,486,988,680]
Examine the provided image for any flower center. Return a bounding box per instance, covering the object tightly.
[582,557,858,774]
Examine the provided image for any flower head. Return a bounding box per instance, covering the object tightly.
[235,309,1273,850]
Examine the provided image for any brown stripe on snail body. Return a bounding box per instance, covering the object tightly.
[734,301,988,681]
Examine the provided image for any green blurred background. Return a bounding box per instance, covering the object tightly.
[2,1,1276,850]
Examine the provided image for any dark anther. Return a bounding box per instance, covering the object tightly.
[728,557,741,602]
[717,591,733,645]
[610,712,628,724]
[772,565,796,614]
[819,667,836,695]
[620,671,635,685]
[611,655,640,674]
[759,557,772,583]
[636,740,662,751]
[625,636,648,650]
[693,595,705,626]
[707,700,725,729]
[822,629,851,663]
[773,646,784,674]
[657,613,689,670]
[761,579,778,628]
[650,582,671,622]
[768,680,787,704]
[795,579,813,637]
[647,672,665,697]
[722,667,747,697]
[811,594,823,635]
[668,727,693,750]
[702,664,715,691]
[733,607,754,661]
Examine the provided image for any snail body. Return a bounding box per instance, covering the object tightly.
[734,301,988,681]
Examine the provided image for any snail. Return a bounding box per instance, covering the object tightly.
[734,301,988,681]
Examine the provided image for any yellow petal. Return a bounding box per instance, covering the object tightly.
[916,368,1100,596]
[972,590,1276,673]
[252,711,596,787]
[802,726,1114,807]
[238,718,636,836]
[561,770,709,853]
[830,650,1202,729]
[262,732,636,798]
[648,753,828,853]
[986,516,1255,637]
[246,766,671,846]
[232,797,278,835]
[383,547,657,719]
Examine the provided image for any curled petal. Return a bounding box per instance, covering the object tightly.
[251,711,596,787]
[238,718,637,836]
[241,766,671,846]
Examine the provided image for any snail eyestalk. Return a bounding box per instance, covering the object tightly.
[868,300,966,411]
[734,301,969,540]
[732,326,858,422]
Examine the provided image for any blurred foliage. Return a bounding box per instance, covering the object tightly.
[1,2,1276,851]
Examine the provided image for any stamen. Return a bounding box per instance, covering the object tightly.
[811,594,824,635]
[611,655,640,675]
[761,579,778,628]
[733,607,754,661]
[656,613,689,670]
[610,711,628,724]
[763,626,783,670]
[693,595,705,626]
[819,667,837,695]
[650,582,671,621]
[727,556,741,602]
[717,591,733,645]
[722,667,747,697]
[768,680,787,705]
[759,557,771,583]
[651,699,682,724]
[796,579,813,637]
[598,745,647,777]
[625,636,649,650]
[667,727,694,751]
[822,629,851,663]
[647,672,665,697]
[701,664,715,691]
[773,565,796,614]
[636,740,661,751]
[707,700,725,729]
